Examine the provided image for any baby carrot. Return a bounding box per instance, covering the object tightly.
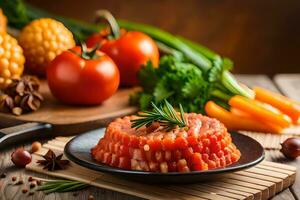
[230,107,252,118]
[205,101,282,133]
[229,95,291,128]
[253,87,300,123]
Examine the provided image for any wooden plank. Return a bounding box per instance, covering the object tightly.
[273,74,300,101]
[235,74,279,92]
[271,189,296,200]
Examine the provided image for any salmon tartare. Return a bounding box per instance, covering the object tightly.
[91,113,241,172]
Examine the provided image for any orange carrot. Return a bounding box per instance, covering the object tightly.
[205,101,282,133]
[229,95,291,128]
[230,107,252,118]
[254,87,300,124]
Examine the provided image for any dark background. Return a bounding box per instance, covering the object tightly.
[27,0,300,75]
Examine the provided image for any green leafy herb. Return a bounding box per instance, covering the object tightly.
[131,100,187,131]
[36,178,88,194]
[133,55,214,112]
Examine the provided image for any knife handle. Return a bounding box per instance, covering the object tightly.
[0,122,52,149]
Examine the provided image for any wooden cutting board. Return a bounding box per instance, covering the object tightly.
[26,136,297,200]
[0,81,138,133]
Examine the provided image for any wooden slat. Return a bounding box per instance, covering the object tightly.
[25,137,297,200]
[201,184,254,200]
[234,171,283,193]
[261,161,297,172]
[220,179,269,199]
[224,174,276,197]
[205,182,262,200]
[187,185,247,200]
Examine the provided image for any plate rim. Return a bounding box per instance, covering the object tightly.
[64,129,265,176]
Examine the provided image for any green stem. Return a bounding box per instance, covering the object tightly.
[43,182,79,194]
[176,36,218,61]
[211,89,231,102]
[59,183,88,192]
[95,10,120,39]
[222,71,251,98]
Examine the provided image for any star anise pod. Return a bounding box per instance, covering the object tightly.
[19,91,44,112]
[5,75,40,97]
[0,94,14,112]
[37,150,70,171]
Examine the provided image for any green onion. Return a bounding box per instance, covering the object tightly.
[36,178,89,194]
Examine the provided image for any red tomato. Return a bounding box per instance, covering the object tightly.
[86,31,159,86]
[46,46,120,105]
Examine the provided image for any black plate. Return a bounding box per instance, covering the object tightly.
[64,129,264,183]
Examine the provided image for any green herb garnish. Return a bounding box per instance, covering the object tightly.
[131,100,187,131]
[36,178,88,194]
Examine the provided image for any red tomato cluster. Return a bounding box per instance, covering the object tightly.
[46,11,159,105]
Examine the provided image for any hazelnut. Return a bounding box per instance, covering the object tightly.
[22,189,28,194]
[11,148,32,167]
[31,141,42,153]
[280,137,300,159]
[28,176,34,182]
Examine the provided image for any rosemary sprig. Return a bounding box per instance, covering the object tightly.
[36,178,88,194]
[131,100,188,130]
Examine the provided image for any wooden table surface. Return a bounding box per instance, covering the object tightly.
[0,74,299,200]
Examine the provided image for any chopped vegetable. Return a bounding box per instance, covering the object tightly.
[254,87,300,123]
[229,95,291,128]
[205,101,283,133]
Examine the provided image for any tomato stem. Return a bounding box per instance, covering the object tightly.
[69,42,100,60]
[95,10,120,39]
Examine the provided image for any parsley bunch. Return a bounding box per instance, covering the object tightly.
[131,55,231,113]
